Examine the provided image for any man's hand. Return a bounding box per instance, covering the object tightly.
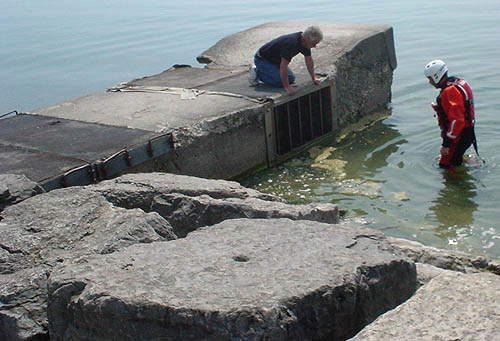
[440,146,450,156]
[312,78,321,85]
[285,85,296,95]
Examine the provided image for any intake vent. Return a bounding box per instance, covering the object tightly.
[273,86,334,156]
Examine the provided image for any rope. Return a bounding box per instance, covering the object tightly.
[108,85,266,104]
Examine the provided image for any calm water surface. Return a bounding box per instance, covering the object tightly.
[2,1,499,259]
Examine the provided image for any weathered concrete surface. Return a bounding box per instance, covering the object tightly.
[0,174,44,212]
[48,218,417,341]
[0,187,176,340]
[350,271,500,340]
[198,22,396,123]
[17,22,396,183]
[31,85,263,133]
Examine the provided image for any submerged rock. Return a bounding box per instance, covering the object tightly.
[48,218,417,341]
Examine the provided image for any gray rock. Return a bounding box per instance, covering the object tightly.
[0,174,44,212]
[93,172,285,212]
[151,193,339,237]
[415,262,449,286]
[93,173,339,237]
[0,187,176,340]
[388,236,500,275]
[48,218,416,341]
[350,271,500,340]
[0,266,50,341]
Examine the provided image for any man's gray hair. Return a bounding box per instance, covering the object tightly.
[304,26,323,41]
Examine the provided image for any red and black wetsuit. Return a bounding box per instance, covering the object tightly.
[434,76,475,168]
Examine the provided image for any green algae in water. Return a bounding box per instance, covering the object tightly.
[241,115,499,261]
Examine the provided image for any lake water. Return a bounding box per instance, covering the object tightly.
[2,1,499,260]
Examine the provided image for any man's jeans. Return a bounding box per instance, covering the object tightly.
[254,56,295,87]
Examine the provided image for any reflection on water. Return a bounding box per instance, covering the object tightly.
[242,109,499,261]
[242,109,406,204]
[427,169,478,241]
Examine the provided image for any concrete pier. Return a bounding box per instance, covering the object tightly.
[0,22,396,191]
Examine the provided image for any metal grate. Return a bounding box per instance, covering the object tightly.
[273,86,333,156]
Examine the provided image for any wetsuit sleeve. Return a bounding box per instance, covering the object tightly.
[440,86,466,147]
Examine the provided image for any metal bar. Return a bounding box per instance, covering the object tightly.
[297,98,303,145]
[0,110,18,120]
[273,108,281,155]
[60,164,94,188]
[147,141,154,157]
[330,80,339,130]
[318,89,324,134]
[286,102,293,151]
[309,94,314,138]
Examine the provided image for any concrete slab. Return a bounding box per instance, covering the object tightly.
[4,21,396,188]
[30,21,395,133]
[0,114,156,183]
[123,65,241,89]
[198,21,397,73]
[30,89,262,133]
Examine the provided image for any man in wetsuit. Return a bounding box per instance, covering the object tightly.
[248,26,323,95]
[424,59,477,169]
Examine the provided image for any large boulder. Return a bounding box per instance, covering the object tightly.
[92,172,285,212]
[48,218,417,340]
[93,173,339,237]
[350,271,500,340]
[0,187,176,340]
[0,172,341,340]
[151,193,338,237]
[388,236,500,275]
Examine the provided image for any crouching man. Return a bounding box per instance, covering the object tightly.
[248,26,323,95]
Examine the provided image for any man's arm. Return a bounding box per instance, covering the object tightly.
[305,55,320,85]
[280,58,296,95]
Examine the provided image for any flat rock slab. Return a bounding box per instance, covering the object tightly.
[350,271,500,340]
[48,218,416,340]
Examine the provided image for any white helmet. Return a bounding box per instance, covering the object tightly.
[424,60,448,83]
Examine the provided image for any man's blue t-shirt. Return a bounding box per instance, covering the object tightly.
[256,31,311,66]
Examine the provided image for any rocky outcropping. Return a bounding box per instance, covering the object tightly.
[350,271,500,340]
[0,173,340,340]
[93,173,339,237]
[1,172,498,340]
[48,218,416,340]
[0,187,176,340]
[388,236,500,276]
